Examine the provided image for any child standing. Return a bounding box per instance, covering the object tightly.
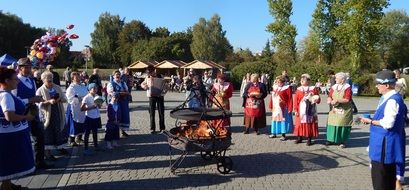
[81,83,102,155]
[105,92,121,149]
[102,83,108,105]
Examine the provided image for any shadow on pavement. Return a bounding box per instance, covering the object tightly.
[61,151,339,190]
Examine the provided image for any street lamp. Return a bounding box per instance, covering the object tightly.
[82,45,91,72]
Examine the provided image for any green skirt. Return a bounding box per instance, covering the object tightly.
[326,125,352,144]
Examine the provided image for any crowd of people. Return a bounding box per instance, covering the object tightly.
[0,57,407,190]
[0,58,136,190]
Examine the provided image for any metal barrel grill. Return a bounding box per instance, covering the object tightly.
[163,107,233,174]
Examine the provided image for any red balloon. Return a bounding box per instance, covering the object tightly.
[69,34,79,39]
[66,24,74,30]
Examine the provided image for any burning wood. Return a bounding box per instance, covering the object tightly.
[173,120,228,139]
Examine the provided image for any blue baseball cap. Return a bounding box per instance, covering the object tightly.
[88,83,97,90]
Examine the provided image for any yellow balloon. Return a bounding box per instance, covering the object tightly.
[36,52,44,60]
[30,50,37,56]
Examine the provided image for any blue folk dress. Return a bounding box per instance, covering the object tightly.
[0,91,35,180]
[110,81,130,130]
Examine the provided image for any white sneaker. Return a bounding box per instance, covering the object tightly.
[112,140,120,147]
[106,142,113,149]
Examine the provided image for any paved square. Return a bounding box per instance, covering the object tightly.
[11,91,409,189]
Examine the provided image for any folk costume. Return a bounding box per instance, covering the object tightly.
[242,82,267,133]
[326,83,353,145]
[0,91,35,180]
[268,84,293,136]
[293,86,320,142]
[65,83,88,143]
[105,101,121,142]
[211,81,233,127]
[13,74,47,166]
[107,80,130,131]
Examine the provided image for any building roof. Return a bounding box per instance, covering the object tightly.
[155,60,186,69]
[128,61,158,69]
[181,60,225,70]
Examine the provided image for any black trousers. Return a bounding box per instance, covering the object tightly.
[371,161,396,190]
[29,120,45,165]
[149,96,165,131]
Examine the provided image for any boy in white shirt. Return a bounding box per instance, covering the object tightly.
[81,83,102,155]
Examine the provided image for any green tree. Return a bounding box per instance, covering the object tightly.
[190,14,232,62]
[117,20,151,66]
[261,40,273,59]
[132,37,172,61]
[168,31,194,62]
[235,48,256,62]
[153,27,170,37]
[332,0,389,71]
[379,10,409,69]
[0,11,44,59]
[298,30,321,62]
[90,12,124,68]
[266,0,297,64]
[310,0,340,64]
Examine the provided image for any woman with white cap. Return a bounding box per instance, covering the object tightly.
[326,72,353,148]
[293,73,320,146]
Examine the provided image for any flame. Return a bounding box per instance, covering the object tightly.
[173,120,228,139]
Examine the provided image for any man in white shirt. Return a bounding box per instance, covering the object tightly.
[141,65,165,134]
[12,58,52,169]
[360,69,407,190]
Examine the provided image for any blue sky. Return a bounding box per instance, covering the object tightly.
[0,0,408,53]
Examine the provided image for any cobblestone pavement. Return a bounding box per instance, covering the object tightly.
[10,91,409,189]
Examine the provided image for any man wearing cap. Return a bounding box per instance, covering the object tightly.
[12,58,53,169]
[46,65,60,86]
[360,69,407,190]
[141,65,166,134]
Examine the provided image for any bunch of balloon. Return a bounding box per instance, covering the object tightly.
[27,24,79,67]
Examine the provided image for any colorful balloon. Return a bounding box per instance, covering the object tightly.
[36,52,44,60]
[69,34,79,39]
[66,24,74,30]
[30,50,37,56]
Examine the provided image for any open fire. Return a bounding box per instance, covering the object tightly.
[172,120,228,139]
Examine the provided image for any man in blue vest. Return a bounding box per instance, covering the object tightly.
[12,58,53,169]
[360,69,407,190]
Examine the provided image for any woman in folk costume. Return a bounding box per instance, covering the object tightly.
[107,70,130,137]
[211,73,233,127]
[242,73,268,135]
[293,74,321,146]
[0,68,35,190]
[326,72,353,148]
[65,72,88,146]
[36,71,69,160]
[268,76,293,141]
[186,75,206,108]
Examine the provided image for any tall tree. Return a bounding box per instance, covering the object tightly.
[332,0,389,71]
[90,12,124,68]
[261,40,273,59]
[379,10,409,69]
[310,0,339,64]
[190,14,232,62]
[117,20,151,66]
[266,0,297,64]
